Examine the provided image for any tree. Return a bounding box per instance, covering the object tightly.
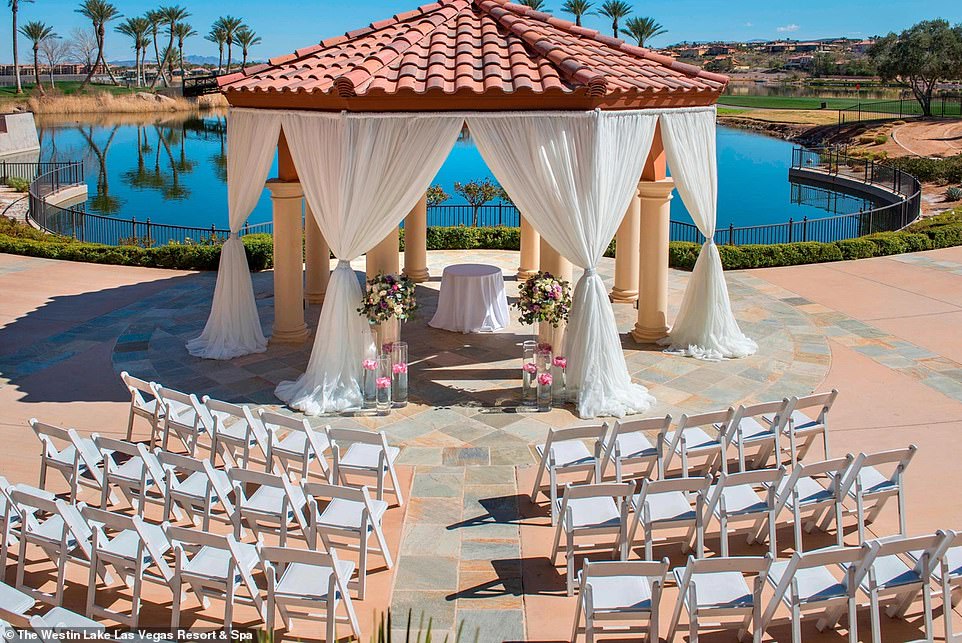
[205,23,227,73]
[39,35,69,87]
[233,26,260,70]
[598,0,631,38]
[217,16,244,73]
[76,0,122,89]
[145,9,166,86]
[517,0,549,10]
[66,27,97,71]
[9,0,35,93]
[454,179,502,227]
[623,16,666,48]
[150,5,190,89]
[115,16,150,86]
[560,0,592,26]
[174,22,196,82]
[871,20,962,117]
[425,185,450,206]
[19,21,55,95]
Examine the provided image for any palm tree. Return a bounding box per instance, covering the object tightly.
[623,16,666,47]
[233,26,260,70]
[9,0,34,93]
[174,22,196,83]
[560,0,592,26]
[217,16,244,73]
[598,0,631,38]
[149,5,189,89]
[76,0,122,89]
[115,16,149,86]
[517,0,549,10]
[204,23,227,73]
[18,20,54,95]
[145,9,165,86]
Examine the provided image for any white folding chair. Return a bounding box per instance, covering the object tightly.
[571,558,669,643]
[706,467,784,557]
[767,390,838,464]
[303,481,392,600]
[81,506,174,627]
[259,544,360,640]
[155,385,214,458]
[165,524,264,629]
[0,579,104,638]
[909,529,962,640]
[769,454,858,553]
[203,397,271,470]
[93,434,169,516]
[157,450,235,531]
[663,408,736,478]
[760,544,869,643]
[842,445,916,543]
[530,424,607,525]
[728,400,790,471]
[121,371,164,445]
[668,554,771,643]
[259,410,331,481]
[599,415,671,483]
[229,468,308,547]
[29,419,108,501]
[29,608,104,642]
[626,475,712,561]
[550,482,634,596]
[328,427,403,507]
[0,579,37,627]
[0,476,29,563]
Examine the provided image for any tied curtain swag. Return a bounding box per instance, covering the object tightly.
[187,110,281,360]
[274,112,464,415]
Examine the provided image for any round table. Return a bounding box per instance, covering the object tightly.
[428,264,510,333]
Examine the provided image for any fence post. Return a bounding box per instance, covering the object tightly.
[211,224,216,242]
[728,223,734,246]
[788,218,793,243]
[898,100,902,120]
[802,216,808,242]
[132,217,137,242]
[146,218,151,245]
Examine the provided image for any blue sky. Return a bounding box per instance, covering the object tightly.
[5,0,962,64]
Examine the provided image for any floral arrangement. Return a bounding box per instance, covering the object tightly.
[514,271,571,327]
[358,272,418,324]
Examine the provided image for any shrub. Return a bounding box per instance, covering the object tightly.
[945,186,962,201]
[835,238,877,260]
[3,176,30,192]
[888,154,962,184]
[874,134,888,145]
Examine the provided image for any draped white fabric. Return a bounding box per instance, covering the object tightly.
[186,110,281,360]
[658,107,757,360]
[468,111,658,418]
[274,112,464,415]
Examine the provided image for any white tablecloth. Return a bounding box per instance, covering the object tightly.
[429,264,510,333]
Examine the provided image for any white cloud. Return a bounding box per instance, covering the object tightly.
[777,24,800,33]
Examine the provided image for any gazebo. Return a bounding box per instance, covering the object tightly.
[186,0,758,418]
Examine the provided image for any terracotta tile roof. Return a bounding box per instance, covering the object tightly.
[220,0,728,110]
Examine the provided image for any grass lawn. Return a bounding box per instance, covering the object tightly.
[0,81,142,104]
[718,95,862,110]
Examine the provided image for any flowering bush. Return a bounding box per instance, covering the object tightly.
[514,271,571,327]
[358,272,418,324]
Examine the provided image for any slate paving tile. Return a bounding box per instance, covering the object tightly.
[395,556,459,591]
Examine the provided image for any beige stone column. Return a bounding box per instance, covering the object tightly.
[402,195,429,283]
[366,226,401,351]
[266,179,309,344]
[537,238,573,351]
[610,190,641,303]
[517,216,540,280]
[304,205,330,305]
[632,178,675,344]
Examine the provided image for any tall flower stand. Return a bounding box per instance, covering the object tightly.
[372,317,400,354]
[537,321,565,354]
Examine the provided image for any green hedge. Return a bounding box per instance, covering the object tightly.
[886,154,962,184]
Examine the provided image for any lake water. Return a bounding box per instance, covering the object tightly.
[36,112,874,231]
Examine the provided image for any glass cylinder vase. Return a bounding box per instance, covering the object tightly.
[552,355,567,406]
[392,341,409,407]
[361,357,378,408]
[375,354,392,414]
[535,345,553,375]
[521,340,537,406]
[537,371,553,412]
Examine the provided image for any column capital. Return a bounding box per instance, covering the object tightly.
[265,179,303,200]
[637,178,675,201]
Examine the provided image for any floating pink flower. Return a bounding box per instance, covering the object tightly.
[553,356,567,369]
[376,376,392,390]
[538,372,553,387]
[537,342,553,352]
[393,362,408,375]
[362,359,377,371]
[522,362,537,375]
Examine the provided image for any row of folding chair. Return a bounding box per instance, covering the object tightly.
[550,447,917,596]
[119,372,405,505]
[0,479,384,639]
[572,530,962,643]
[530,390,839,525]
[0,579,103,642]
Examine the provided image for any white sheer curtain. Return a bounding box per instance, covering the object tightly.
[469,110,658,418]
[658,107,757,360]
[186,109,281,360]
[274,112,464,415]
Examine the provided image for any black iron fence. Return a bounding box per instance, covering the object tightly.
[1,160,79,184]
[837,95,962,126]
[420,203,520,228]
[182,74,225,97]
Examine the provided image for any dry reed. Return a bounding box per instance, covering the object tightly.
[25,90,228,115]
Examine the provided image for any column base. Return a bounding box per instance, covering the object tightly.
[631,324,670,344]
[609,287,639,304]
[305,293,325,305]
[516,268,537,280]
[270,324,311,344]
[402,268,430,283]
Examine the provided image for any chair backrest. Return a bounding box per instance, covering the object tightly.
[157,450,232,499]
[602,415,671,461]
[29,419,77,458]
[156,386,213,430]
[260,410,329,462]
[258,544,346,594]
[845,445,916,491]
[732,399,792,432]
[675,554,771,608]
[664,408,735,470]
[327,426,391,454]
[205,397,270,459]
[562,482,635,502]
[791,389,838,422]
[10,489,92,552]
[706,466,785,517]
[547,423,609,446]
[583,558,670,581]
[854,532,949,587]
[640,475,713,499]
[229,468,304,517]
[120,371,157,410]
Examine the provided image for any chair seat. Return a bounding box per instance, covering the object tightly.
[212,414,257,444]
[172,470,230,503]
[275,430,329,458]
[856,555,924,592]
[275,560,356,601]
[583,575,653,612]
[136,398,161,418]
[42,606,103,630]
[614,432,657,460]
[98,523,168,563]
[243,486,305,520]
[779,476,834,507]
[340,443,399,470]
[166,400,199,427]
[853,466,897,496]
[182,542,258,582]
[766,410,822,435]
[711,484,768,517]
[0,581,35,615]
[554,496,621,529]
[769,561,848,604]
[48,445,81,470]
[317,498,388,531]
[727,417,776,444]
[639,491,697,524]
[675,569,754,609]
[667,428,721,454]
[536,439,595,469]
[112,457,155,486]
[31,515,78,548]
